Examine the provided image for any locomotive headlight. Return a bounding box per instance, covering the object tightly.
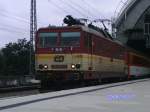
[71,64,75,69]
[76,64,81,69]
[44,64,48,69]
[39,64,44,69]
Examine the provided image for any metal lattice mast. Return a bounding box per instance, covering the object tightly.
[30,0,37,75]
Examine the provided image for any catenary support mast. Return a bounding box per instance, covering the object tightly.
[30,0,37,75]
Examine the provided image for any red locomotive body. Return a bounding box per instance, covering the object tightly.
[35,25,150,86]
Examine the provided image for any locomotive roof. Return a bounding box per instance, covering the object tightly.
[77,25,125,47]
[38,25,124,46]
[40,25,106,37]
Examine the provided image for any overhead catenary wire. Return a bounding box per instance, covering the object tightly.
[0,12,29,24]
[0,9,45,26]
[48,0,71,15]
[59,0,88,18]
[48,0,79,21]
[68,0,97,18]
[82,0,106,19]
[0,27,29,35]
[0,0,112,39]
[0,22,29,32]
[48,0,100,20]
[47,0,110,26]
[0,31,28,39]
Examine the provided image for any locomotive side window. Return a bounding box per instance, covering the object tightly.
[39,33,58,48]
[61,32,80,46]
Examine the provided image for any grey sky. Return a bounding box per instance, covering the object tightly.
[0,0,123,47]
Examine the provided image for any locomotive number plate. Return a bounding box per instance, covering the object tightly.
[54,55,64,62]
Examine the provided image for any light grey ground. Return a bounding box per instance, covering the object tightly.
[1,79,150,112]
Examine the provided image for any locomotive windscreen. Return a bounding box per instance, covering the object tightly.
[39,32,58,48]
[38,31,80,48]
[61,32,80,46]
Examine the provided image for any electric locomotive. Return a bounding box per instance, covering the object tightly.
[35,17,150,87]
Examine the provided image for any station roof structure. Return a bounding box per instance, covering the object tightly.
[113,0,150,54]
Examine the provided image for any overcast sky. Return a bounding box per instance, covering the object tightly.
[0,0,124,47]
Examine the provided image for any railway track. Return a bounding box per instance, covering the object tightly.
[0,77,148,99]
[0,85,40,99]
[0,78,149,111]
[0,85,40,91]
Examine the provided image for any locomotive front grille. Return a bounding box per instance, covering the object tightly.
[51,65,67,69]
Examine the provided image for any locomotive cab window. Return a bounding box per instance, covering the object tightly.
[61,32,80,46]
[39,32,58,48]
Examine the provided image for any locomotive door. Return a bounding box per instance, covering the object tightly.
[87,34,93,71]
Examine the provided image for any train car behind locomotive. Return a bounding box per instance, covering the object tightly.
[35,24,150,87]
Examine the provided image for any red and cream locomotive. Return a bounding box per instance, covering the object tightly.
[35,17,150,87]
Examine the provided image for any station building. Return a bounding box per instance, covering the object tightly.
[113,0,150,55]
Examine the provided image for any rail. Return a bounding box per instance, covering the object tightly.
[0,84,40,93]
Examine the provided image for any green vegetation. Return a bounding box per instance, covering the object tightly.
[0,39,31,76]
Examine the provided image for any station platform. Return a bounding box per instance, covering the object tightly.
[0,79,150,112]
